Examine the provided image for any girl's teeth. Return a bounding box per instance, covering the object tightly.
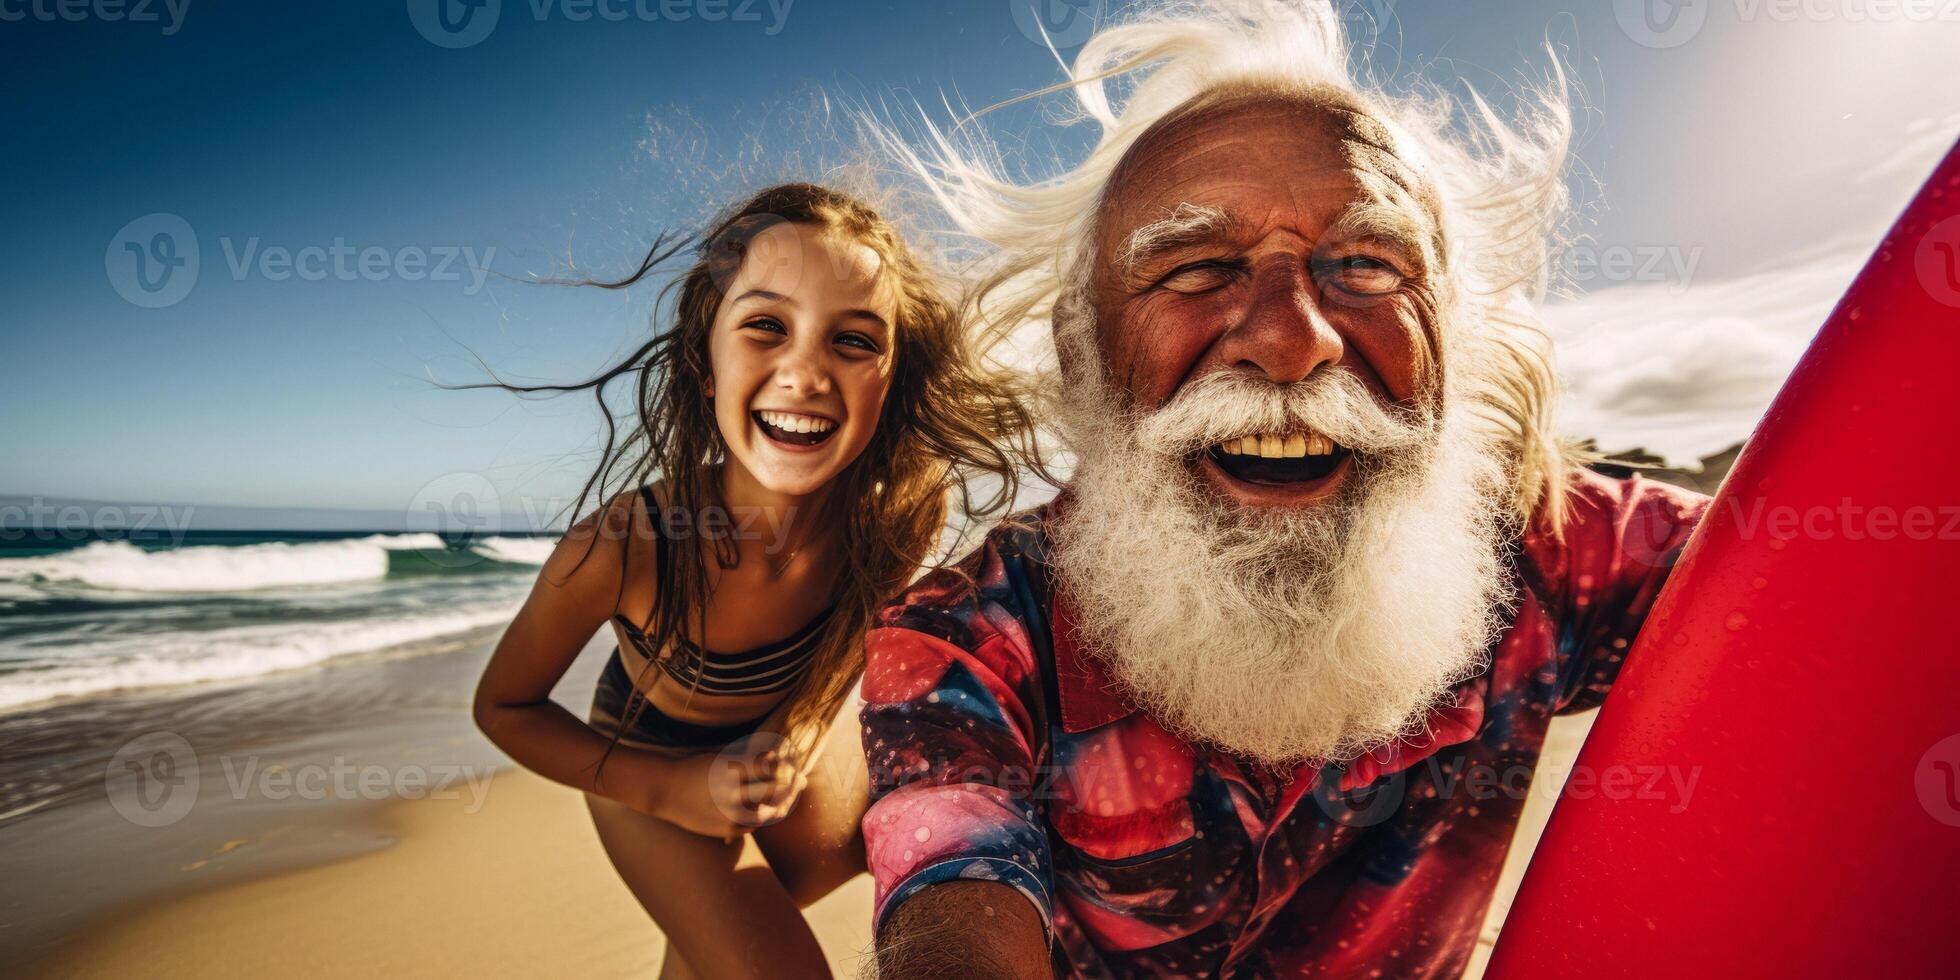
[760,411,834,434]
[1217,431,1338,459]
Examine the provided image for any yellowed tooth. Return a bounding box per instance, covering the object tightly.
[1218,437,1237,455]
[1308,433,1333,456]
[1283,432,1307,458]
[1259,434,1282,458]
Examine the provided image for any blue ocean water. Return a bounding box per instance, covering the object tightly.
[0,532,553,716]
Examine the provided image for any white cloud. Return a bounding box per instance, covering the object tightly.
[1543,246,1866,466]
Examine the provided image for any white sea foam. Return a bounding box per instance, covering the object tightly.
[470,536,556,565]
[357,533,448,551]
[0,603,519,714]
[0,539,390,593]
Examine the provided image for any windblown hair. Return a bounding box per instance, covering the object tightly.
[472,183,1039,758]
[871,0,1582,532]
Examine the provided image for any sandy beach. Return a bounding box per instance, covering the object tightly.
[4,628,1592,979]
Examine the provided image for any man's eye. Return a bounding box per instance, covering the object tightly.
[835,332,881,354]
[1155,261,1240,294]
[1319,255,1403,295]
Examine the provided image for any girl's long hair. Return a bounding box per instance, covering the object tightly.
[472,183,1042,761]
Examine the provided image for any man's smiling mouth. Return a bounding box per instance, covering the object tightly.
[753,410,839,448]
[1202,429,1351,485]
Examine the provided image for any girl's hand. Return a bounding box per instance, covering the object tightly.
[640,741,808,840]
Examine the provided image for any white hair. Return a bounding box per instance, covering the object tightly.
[870,0,1580,529]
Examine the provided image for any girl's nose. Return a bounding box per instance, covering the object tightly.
[773,354,833,397]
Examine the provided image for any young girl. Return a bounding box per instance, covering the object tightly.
[471,184,1035,978]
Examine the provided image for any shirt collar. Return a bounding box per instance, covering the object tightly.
[1049,585,1139,733]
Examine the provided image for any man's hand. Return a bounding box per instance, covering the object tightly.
[872,881,1050,980]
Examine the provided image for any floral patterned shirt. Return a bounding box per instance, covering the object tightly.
[860,469,1708,978]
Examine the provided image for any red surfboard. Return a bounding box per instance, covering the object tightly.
[1486,140,1960,978]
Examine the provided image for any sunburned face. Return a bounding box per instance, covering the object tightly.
[707,221,899,498]
[1051,91,1513,763]
[1087,91,1447,511]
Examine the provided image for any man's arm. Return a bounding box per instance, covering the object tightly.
[858,546,1058,978]
[872,881,1050,980]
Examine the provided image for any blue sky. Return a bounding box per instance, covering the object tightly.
[3,0,1955,527]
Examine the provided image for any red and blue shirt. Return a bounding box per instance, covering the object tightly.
[861,470,1708,978]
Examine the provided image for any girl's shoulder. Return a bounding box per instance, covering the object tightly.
[535,484,666,601]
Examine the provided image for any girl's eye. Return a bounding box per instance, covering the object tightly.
[1318,255,1404,295]
[742,317,788,336]
[1155,260,1241,295]
[835,332,882,354]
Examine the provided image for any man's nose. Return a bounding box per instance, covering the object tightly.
[1213,261,1343,384]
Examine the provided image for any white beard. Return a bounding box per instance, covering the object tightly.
[1049,361,1517,766]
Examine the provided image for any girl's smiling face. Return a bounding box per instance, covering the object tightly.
[706,221,899,498]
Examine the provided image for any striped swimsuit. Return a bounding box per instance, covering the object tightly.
[589,485,835,749]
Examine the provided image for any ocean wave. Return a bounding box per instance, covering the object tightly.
[357,533,449,551]
[470,536,556,565]
[0,604,518,714]
[0,539,390,593]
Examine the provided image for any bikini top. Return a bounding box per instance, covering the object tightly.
[612,485,836,697]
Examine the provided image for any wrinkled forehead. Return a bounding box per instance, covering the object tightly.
[1095,86,1444,265]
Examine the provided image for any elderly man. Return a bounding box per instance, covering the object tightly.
[861,2,1707,977]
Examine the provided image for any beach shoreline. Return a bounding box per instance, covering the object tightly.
[3,625,1591,978]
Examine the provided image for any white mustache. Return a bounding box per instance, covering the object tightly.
[1131,368,1436,457]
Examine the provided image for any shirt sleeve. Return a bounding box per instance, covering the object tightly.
[859,540,1056,943]
[1546,469,1711,715]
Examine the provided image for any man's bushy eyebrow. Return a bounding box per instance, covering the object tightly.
[1116,204,1242,277]
[1321,202,1434,267]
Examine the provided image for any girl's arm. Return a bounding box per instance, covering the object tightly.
[472,493,667,810]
